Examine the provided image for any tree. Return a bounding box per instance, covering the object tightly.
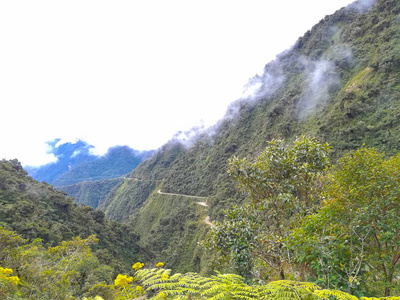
[0,227,113,299]
[292,147,400,297]
[205,136,331,280]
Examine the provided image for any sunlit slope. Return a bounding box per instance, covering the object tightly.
[102,0,400,273]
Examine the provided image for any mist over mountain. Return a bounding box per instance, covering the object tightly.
[3,0,400,297]
[97,0,400,274]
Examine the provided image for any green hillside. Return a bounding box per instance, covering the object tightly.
[100,0,400,275]
[2,0,400,298]
[57,178,123,208]
[51,146,154,208]
[100,142,185,222]
[0,159,143,273]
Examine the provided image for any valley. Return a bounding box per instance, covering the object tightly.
[3,0,400,298]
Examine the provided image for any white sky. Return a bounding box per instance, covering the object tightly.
[0,0,355,166]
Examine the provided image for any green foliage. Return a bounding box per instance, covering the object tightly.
[0,159,143,273]
[0,227,112,299]
[95,263,397,299]
[11,0,397,297]
[4,0,395,295]
[100,178,158,222]
[58,178,123,208]
[291,147,400,296]
[132,187,211,274]
[205,136,331,279]
[96,0,400,278]
[228,136,330,206]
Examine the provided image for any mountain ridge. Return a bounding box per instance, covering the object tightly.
[99,0,400,274]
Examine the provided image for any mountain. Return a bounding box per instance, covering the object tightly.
[98,0,400,274]
[54,146,154,208]
[0,159,144,273]
[53,146,154,187]
[27,140,153,187]
[25,139,98,184]
[26,141,154,207]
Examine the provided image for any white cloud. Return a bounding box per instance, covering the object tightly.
[0,0,355,166]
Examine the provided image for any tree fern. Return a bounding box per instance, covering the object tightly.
[123,266,400,300]
[360,298,400,300]
[314,289,359,300]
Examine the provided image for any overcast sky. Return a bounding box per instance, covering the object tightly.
[0,0,355,167]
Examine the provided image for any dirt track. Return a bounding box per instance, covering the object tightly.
[157,190,214,227]
[157,190,208,199]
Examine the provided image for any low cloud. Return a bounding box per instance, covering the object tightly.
[169,123,211,149]
[297,57,340,119]
[328,44,354,70]
[222,56,286,123]
[346,0,376,13]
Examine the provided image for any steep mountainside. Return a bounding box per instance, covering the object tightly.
[100,142,184,221]
[58,177,123,208]
[100,0,400,274]
[0,159,144,273]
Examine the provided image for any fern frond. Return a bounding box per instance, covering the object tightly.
[360,296,400,300]
[314,289,358,300]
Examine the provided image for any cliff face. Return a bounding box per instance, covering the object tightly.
[102,0,400,273]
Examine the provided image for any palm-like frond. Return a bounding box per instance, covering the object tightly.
[133,268,399,300]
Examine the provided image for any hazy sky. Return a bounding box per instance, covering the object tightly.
[0,0,355,166]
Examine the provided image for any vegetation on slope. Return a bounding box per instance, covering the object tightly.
[53,146,154,187]
[99,0,400,277]
[2,1,400,298]
[2,140,400,298]
[100,142,185,221]
[205,137,400,297]
[58,178,123,208]
[133,187,211,274]
[0,159,143,273]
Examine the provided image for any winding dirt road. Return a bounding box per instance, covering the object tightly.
[203,216,215,228]
[157,190,215,228]
[126,178,216,227]
[157,190,208,199]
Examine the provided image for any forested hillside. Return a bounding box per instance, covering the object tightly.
[59,178,123,208]
[2,0,400,298]
[0,159,143,273]
[100,0,400,277]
